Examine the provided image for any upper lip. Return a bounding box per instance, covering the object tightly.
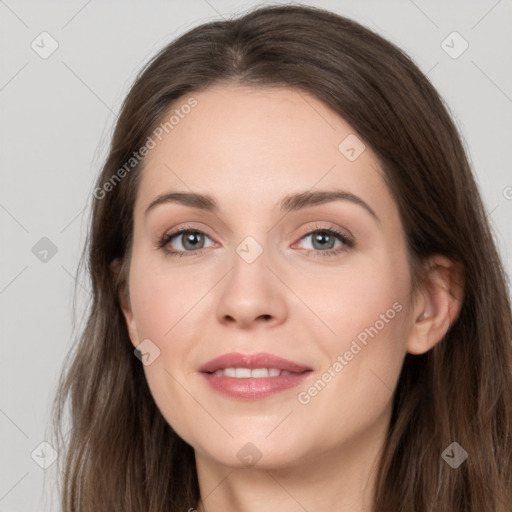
[199,352,312,373]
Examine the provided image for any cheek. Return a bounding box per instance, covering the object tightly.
[318,286,407,402]
[127,258,207,438]
[299,252,409,349]
[293,298,407,454]
[301,251,409,390]
[128,256,200,339]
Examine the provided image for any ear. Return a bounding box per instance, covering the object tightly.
[406,254,464,355]
[110,258,139,349]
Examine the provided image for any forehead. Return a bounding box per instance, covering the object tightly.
[134,84,394,220]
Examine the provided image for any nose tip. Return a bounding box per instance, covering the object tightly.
[215,242,287,329]
[224,312,273,327]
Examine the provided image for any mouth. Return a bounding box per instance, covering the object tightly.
[198,352,313,400]
[199,351,312,373]
[205,367,302,378]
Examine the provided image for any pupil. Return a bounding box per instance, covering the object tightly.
[314,232,334,250]
[184,232,202,250]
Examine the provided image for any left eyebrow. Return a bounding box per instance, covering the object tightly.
[280,190,380,225]
[144,189,380,225]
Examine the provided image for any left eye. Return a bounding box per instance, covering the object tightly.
[297,229,345,251]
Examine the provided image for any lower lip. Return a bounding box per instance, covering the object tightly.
[200,371,312,400]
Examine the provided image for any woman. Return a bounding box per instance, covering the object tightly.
[50,4,512,511]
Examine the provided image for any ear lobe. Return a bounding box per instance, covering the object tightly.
[406,255,464,355]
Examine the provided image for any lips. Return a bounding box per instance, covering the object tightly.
[198,352,313,400]
[198,352,312,374]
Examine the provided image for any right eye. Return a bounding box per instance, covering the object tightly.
[158,228,215,257]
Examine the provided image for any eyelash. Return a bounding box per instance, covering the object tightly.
[156,223,355,259]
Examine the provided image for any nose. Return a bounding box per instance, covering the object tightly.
[215,246,287,329]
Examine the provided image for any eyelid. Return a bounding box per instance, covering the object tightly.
[159,222,216,241]
[291,223,355,254]
[294,222,354,243]
[159,223,350,243]
[158,223,216,249]
[158,221,355,256]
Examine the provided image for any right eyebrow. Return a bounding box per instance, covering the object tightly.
[145,192,218,217]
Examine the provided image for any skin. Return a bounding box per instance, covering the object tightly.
[116,84,463,511]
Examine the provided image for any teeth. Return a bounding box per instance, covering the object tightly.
[235,368,251,378]
[211,367,294,378]
[224,368,236,377]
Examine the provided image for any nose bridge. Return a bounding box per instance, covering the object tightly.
[235,233,267,267]
[229,232,272,293]
[215,230,287,327]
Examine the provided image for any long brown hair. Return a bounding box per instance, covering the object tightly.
[49,4,512,510]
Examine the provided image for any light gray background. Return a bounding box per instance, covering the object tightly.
[1,0,511,510]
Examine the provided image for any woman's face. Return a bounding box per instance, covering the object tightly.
[120,84,420,471]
